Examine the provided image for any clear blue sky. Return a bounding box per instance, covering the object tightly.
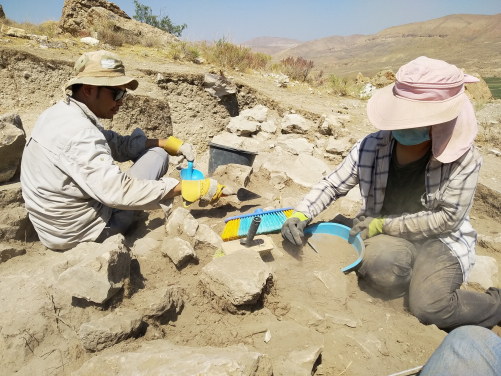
[2,0,500,43]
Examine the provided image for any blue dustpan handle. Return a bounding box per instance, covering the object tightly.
[187,161,193,180]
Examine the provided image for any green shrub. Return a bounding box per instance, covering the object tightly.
[133,0,187,37]
[279,56,314,82]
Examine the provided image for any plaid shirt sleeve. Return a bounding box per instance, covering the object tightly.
[383,149,482,241]
[295,141,361,220]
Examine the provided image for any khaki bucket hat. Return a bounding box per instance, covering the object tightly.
[64,50,138,90]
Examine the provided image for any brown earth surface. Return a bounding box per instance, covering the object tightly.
[1,35,501,376]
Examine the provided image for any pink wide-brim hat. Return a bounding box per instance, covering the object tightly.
[367,56,479,163]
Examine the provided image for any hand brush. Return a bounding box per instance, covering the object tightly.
[221,207,294,241]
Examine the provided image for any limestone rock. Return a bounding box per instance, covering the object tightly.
[478,233,501,252]
[166,207,195,236]
[0,25,28,38]
[132,286,184,319]
[241,105,268,123]
[0,4,5,19]
[211,131,260,153]
[250,320,323,376]
[269,172,287,188]
[200,249,273,306]
[0,113,26,183]
[465,73,493,102]
[204,73,237,98]
[78,308,143,352]
[277,137,314,155]
[80,36,99,46]
[370,69,395,88]
[0,244,26,263]
[360,83,377,99]
[195,224,223,249]
[161,237,198,267]
[286,154,330,188]
[318,114,345,136]
[226,116,260,136]
[211,163,253,192]
[326,136,353,156]
[469,255,499,289]
[86,7,177,45]
[58,0,130,36]
[56,234,131,304]
[261,120,277,133]
[281,114,311,134]
[73,340,272,375]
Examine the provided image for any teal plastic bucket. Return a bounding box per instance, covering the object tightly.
[303,223,365,273]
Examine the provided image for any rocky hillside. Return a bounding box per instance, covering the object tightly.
[274,13,501,77]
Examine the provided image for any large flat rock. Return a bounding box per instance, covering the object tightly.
[73,340,273,375]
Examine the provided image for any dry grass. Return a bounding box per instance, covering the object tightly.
[91,22,164,48]
[200,37,271,71]
[2,19,59,38]
[329,74,363,97]
[166,41,201,62]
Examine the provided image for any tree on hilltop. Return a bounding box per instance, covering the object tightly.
[133,0,187,37]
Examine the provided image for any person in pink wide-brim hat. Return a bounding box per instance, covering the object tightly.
[282,56,501,330]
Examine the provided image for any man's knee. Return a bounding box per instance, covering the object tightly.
[148,147,169,175]
[357,235,416,294]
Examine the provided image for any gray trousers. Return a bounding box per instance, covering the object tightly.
[358,234,501,330]
[96,147,169,242]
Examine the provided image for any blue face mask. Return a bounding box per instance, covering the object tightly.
[392,127,431,146]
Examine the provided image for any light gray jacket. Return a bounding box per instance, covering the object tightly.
[21,97,178,250]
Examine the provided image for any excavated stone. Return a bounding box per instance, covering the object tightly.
[318,114,346,136]
[183,217,199,237]
[211,163,253,192]
[200,249,273,306]
[468,255,499,289]
[194,224,223,249]
[269,172,287,188]
[262,153,329,188]
[73,340,273,375]
[165,207,192,236]
[277,137,314,155]
[241,104,268,122]
[325,136,353,156]
[58,0,130,35]
[161,237,198,267]
[261,120,277,133]
[211,131,261,153]
[204,73,237,98]
[131,286,184,319]
[56,234,130,304]
[281,113,311,134]
[251,320,324,376]
[478,233,501,253]
[0,113,26,183]
[0,244,26,263]
[226,116,260,136]
[78,308,143,352]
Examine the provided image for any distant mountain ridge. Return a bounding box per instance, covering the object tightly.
[242,37,303,55]
[269,13,501,77]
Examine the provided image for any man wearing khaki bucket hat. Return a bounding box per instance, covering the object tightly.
[282,56,501,330]
[21,50,228,250]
